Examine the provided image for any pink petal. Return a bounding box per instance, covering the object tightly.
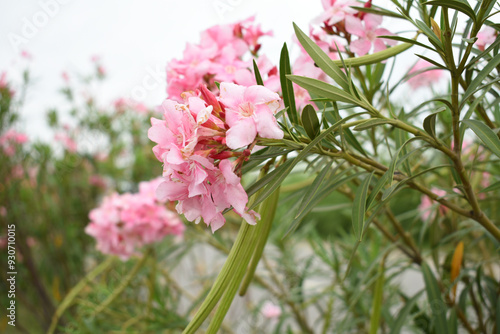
[219,82,245,109]
[345,15,366,38]
[350,38,372,56]
[364,14,382,31]
[244,85,280,106]
[226,118,257,149]
[254,105,284,139]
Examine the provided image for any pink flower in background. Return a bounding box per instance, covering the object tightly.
[475,26,497,51]
[61,71,70,83]
[219,82,283,149]
[55,132,77,153]
[0,206,7,217]
[345,14,396,56]
[85,178,184,260]
[89,175,107,189]
[261,301,282,319]
[315,0,361,26]
[407,59,444,89]
[419,188,449,221]
[113,98,149,114]
[0,129,29,156]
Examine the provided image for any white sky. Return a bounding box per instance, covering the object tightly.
[0,0,324,139]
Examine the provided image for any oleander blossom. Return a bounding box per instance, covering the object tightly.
[407,59,444,89]
[475,26,497,51]
[0,129,29,156]
[166,17,276,101]
[418,188,449,221]
[85,178,184,260]
[149,83,283,232]
[345,13,396,56]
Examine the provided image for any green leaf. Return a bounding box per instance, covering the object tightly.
[295,159,334,219]
[354,118,391,131]
[479,179,500,193]
[245,159,295,199]
[369,259,385,334]
[421,263,449,334]
[462,119,500,158]
[448,309,458,334]
[423,0,476,20]
[285,171,365,238]
[293,23,350,91]
[287,75,359,105]
[252,59,264,86]
[301,104,321,139]
[251,112,367,209]
[496,295,500,334]
[379,35,436,51]
[351,5,405,19]
[462,53,500,107]
[389,292,423,334]
[352,172,374,241]
[279,43,298,124]
[414,20,444,51]
[423,108,445,140]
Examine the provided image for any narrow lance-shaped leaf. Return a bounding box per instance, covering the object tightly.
[293,23,350,91]
[423,0,476,20]
[251,112,367,210]
[288,75,359,105]
[279,43,298,124]
[421,263,449,334]
[352,172,374,241]
[462,119,500,158]
[389,292,423,334]
[252,59,264,86]
[461,53,500,108]
[369,259,385,334]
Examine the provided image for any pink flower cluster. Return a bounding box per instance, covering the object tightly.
[149,83,283,232]
[0,129,28,156]
[312,0,396,56]
[85,178,184,260]
[166,17,278,101]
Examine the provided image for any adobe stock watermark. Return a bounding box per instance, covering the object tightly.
[129,64,165,103]
[7,0,74,53]
[212,0,244,20]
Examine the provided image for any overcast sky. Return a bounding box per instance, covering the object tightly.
[0,0,326,139]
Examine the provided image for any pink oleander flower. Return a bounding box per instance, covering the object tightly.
[261,301,282,319]
[475,26,497,51]
[407,59,445,89]
[55,132,77,153]
[114,98,149,114]
[166,18,272,101]
[85,178,184,260]
[89,174,107,189]
[219,82,283,149]
[315,0,361,26]
[419,188,449,221]
[0,129,29,156]
[149,83,277,231]
[345,14,396,56]
[61,71,70,83]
